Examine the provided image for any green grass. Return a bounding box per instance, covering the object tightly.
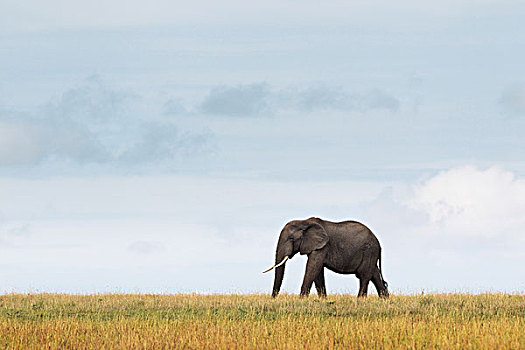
[0,293,523,349]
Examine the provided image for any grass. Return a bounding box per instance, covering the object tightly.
[0,293,523,349]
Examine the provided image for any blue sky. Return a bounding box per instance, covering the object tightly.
[0,0,524,294]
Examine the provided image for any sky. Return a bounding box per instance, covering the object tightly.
[0,0,524,295]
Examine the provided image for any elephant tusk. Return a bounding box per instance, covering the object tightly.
[262,256,289,273]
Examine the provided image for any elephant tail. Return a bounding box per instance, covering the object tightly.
[379,250,388,289]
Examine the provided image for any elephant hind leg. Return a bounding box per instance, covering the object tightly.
[371,267,389,298]
[358,278,370,297]
[356,253,375,297]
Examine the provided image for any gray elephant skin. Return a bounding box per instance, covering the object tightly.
[264,217,389,298]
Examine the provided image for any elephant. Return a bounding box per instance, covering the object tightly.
[263,217,389,298]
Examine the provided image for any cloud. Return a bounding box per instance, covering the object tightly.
[0,115,107,165]
[0,77,210,169]
[409,166,525,237]
[42,75,132,126]
[358,166,525,292]
[500,83,525,116]
[128,240,165,255]
[362,89,400,112]
[2,0,519,32]
[0,166,523,293]
[118,123,211,164]
[200,83,271,116]
[163,98,188,116]
[279,85,351,112]
[0,222,32,249]
[360,166,525,264]
[197,82,399,116]
[0,119,44,165]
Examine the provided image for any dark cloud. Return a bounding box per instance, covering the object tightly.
[163,98,188,116]
[0,77,211,168]
[200,83,271,116]
[281,85,352,112]
[119,123,211,164]
[1,78,399,169]
[285,86,399,113]
[361,89,400,113]
[196,82,399,116]
[500,83,525,116]
[43,75,132,125]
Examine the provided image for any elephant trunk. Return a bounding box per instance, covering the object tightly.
[272,264,285,297]
[271,245,290,297]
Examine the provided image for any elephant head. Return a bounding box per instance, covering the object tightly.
[263,219,329,297]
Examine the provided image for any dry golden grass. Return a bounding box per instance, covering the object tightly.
[0,293,523,349]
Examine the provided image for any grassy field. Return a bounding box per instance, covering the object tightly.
[0,293,523,349]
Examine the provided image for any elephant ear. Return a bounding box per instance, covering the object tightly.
[299,221,328,255]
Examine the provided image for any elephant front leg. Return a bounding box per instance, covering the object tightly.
[300,251,325,297]
[314,268,327,298]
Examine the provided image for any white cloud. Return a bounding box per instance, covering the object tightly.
[0,222,32,248]
[0,121,42,164]
[410,166,525,237]
[0,118,107,165]
[0,167,523,293]
[128,240,165,255]
[358,166,525,293]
